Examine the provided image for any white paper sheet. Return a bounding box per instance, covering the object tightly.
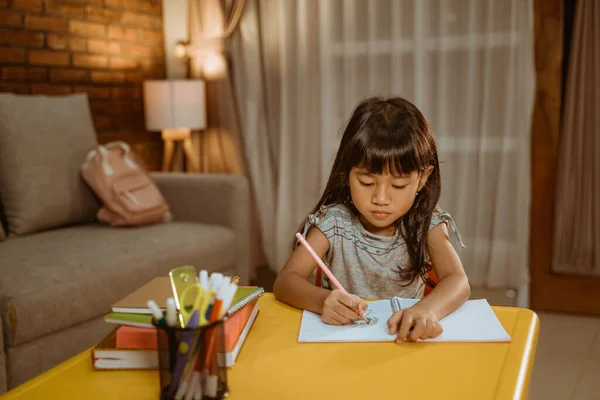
[298,298,511,343]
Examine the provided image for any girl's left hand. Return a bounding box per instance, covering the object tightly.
[387,305,443,344]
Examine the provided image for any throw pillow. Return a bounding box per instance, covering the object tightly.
[0,93,101,235]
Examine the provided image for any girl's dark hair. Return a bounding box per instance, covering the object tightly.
[297,96,441,287]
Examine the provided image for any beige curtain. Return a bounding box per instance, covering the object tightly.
[187,0,268,278]
[229,0,323,271]
[552,0,600,277]
[187,0,245,174]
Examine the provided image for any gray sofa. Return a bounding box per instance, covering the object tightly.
[0,93,250,392]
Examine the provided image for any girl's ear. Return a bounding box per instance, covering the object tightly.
[418,165,434,191]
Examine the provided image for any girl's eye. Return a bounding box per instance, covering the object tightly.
[358,181,373,187]
[392,185,408,189]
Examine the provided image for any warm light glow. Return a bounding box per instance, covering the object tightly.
[175,41,188,59]
[161,128,191,141]
[143,80,206,131]
[203,52,227,80]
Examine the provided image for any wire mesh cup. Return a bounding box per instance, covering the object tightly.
[156,320,229,400]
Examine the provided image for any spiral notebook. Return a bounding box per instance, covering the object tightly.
[298,298,511,343]
[226,287,265,316]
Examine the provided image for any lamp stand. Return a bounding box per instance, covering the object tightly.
[161,128,200,172]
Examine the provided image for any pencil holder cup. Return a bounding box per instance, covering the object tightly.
[156,320,228,400]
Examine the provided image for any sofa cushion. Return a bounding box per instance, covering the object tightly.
[0,221,236,346]
[0,93,100,236]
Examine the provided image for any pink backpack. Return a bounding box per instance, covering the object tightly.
[81,141,172,226]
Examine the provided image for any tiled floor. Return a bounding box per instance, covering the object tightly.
[250,267,600,400]
[528,311,600,400]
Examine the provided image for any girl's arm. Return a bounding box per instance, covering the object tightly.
[387,222,470,342]
[273,227,366,323]
[273,227,331,314]
[419,222,471,320]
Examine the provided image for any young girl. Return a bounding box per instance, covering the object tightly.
[273,96,470,344]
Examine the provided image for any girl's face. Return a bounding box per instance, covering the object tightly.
[348,166,431,236]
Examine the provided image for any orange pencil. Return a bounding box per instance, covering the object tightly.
[208,299,222,323]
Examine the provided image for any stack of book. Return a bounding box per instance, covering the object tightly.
[93,276,263,370]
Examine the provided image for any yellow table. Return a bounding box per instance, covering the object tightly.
[1,294,539,400]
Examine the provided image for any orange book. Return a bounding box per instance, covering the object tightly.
[114,300,258,350]
[224,299,258,354]
[115,326,158,350]
[92,328,159,370]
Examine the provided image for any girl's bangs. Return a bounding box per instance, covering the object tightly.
[353,139,424,177]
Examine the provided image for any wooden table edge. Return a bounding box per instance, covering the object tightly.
[493,308,540,400]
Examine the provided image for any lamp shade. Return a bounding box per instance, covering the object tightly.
[143,80,206,131]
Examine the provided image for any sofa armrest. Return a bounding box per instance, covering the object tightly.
[150,172,251,285]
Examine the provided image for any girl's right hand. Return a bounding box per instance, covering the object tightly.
[321,289,368,325]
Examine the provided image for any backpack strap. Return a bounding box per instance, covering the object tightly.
[97,146,114,175]
[104,141,138,170]
[82,141,138,176]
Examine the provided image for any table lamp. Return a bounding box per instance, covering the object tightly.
[143,79,206,172]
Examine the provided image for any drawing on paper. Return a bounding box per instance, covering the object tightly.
[352,308,378,326]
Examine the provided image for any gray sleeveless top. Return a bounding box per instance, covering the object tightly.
[300,203,464,300]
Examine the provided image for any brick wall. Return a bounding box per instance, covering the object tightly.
[0,0,166,170]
